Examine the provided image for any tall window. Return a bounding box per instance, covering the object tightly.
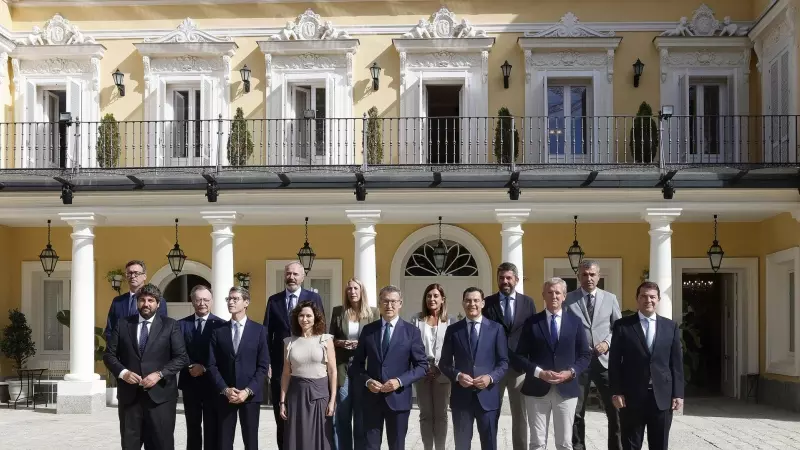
[547,83,591,157]
[791,271,796,354]
[290,85,326,162]
[169,87,202,165]
[689,80,728,159]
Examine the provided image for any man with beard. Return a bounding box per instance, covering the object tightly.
[263,261,324,450]
[482,262,537,450]
[104,283,189,450]
[104,260,169,344]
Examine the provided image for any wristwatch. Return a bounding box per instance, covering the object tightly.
[569,368,576,379]
[157,371,164,379]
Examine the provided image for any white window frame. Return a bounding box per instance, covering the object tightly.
[544,78,594,161]
[543,258,622,298]
[687,78,730,163]
[287,82,328,165]
[766,247,800,376]
[266,259,342,323]
[165,84,203,166]
[21,261,72,367]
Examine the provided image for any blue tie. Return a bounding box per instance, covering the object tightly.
[469,321,479,358]
[139,321,149,354]
[503,295,513,325]
[129,294,137,316]
[549,314,559,347]
[382,322,392,356]
[193,318,203,340]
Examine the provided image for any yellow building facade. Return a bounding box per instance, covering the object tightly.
[0,0,798,413]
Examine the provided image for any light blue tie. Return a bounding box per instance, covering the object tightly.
[644,318,654,353]
[288,294,297,312]
[233,322,241,354]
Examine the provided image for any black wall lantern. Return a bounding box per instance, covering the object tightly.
[707,214,725,272]
[370,62,381,91]
[432,216,448,274]
[110,273,123,294]
[39,219,59,277]
[112,68,126,97]
[166,218,187,277]
[297,217,316,274]
[240,64,251,93]
[633,59,645,88]
[566,215,585,274]
[501,60,512,89]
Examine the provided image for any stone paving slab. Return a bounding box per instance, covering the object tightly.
[0,398,798,449]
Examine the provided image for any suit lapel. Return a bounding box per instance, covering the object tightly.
[511,293,526,331]
[572,292,590,325]
[143,315,163,355]
[456,322,473,362]
[538,315,555,352]
[631,315,650,355]
[373,322,384,362]
[591,290,605,324]
[386,319,402,355]
[222,322,235,357]
[128,317,141,357]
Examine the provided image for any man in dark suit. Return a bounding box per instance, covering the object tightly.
[178,285,225,450]
[103,283,189,450]
[609,281,684,450]
[262,261,324,450]
[105,260,168,344]
[439,287,508,450]
[349,285,428,450]
[565,260,623,450]
[481,261,537,450]
[208,286,270,450]
[514,278,591,450]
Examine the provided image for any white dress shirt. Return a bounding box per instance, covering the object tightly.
[194,313,209,333]
[285,287,302,310]
[500,292,516,320]
[118,314,155,379]
[534,309,562,379]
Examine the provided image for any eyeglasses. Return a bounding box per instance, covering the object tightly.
[380,299,401,306]
[126,271,145,277]
[226,296,245,303]
[193,298,212,304]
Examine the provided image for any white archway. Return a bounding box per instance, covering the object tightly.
[149,260,212,320]
[390,224,493,296]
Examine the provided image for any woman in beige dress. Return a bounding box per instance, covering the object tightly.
[280,301,337,450]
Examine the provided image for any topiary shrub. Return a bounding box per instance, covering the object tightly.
[629,101,659,163]
[227,107,254,166]
[0,309,36,371]
[96,113,121,168]
[366,106,383,164]
[493,107,520,163]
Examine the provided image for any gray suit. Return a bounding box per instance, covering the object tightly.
[564,288,622,450]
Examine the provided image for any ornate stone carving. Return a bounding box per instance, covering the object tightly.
[269,9,350,40]
[346,52,353,86]
[271,53,345,70]
[19,58,92,74]
[406,51,481,68]
[663,50,746,67]
[15,14,97,46]
[660,48,669,82]
[91,57,100,91]
[481,50,488,84]
[525,12,615,38]
[11,58,19,91]
[150,55,224,73]
[399,52,406,85]
[526,50,607,68]
[401,7,487,39]
[0,52,8,82]
[144,17,232,43]
[660,4,748,37]
[524,50,532,83]
[265,53,272,87]
[606,49,615,82]
[222,54,231,82]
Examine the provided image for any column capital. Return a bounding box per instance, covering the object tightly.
[346,209,381,225]
[201,211,240,226]
[495,208,531,224]
[642,208,682,225]
[59,212,105,227]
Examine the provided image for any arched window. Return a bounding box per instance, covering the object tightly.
[404,239,479,276]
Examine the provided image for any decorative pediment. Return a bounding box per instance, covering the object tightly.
[135,18,237,59]
[14,14,97,46]
[400,7,487,39]
[654,36,752,82]
[524,13,615,38]
[268,9,350,40]
[660,4,749,37]
[144,18,232,43]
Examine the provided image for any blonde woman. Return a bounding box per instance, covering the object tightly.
[411,283,457,450]
[329,277,378,450]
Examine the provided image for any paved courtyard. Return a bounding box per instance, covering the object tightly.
[0,397,799,449]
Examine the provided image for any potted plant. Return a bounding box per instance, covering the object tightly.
[1,309,36,400]
[365,106,383,164]
[55,310,115,403]
[492,107,519,163]
[96,113,121,168]
[227,107,254,166]
[629,101,659,163]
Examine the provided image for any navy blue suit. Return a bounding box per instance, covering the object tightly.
[349,318,428,450]
[262,288,324,450]
[207,318,270,450]
[514,310,592,399]
[439,317,508,450]
[178,314,225,450]
[105,292,169,343]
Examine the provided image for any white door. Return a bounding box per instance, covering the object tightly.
[688,81,729,164]
[168,88,202,167]
[766,51,793,163]
[721,273,738,398]
[290,85,327,166]
[43,91,61,167]
[546,82,592,163]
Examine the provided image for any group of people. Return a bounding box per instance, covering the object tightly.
[102,258,684,450]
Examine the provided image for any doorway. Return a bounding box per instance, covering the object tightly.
[42,89,66,167]
[681,272,737,398]
[290,84,326,164]
[426,85,461,164]
[163,274,210,303]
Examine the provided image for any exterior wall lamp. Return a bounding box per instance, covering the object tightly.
[501,60,512,89]
[240,64,251,93]
[112,68,125,97]
[633,59,645,88]
[370,62,381,91]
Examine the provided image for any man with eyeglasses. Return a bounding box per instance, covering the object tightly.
[104,260,169,344]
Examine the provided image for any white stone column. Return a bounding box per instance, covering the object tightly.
[496,209,530,294]
[58,212,105,414]
[644,208,682,319]
[347,210,381,308]
[202,211,240,320]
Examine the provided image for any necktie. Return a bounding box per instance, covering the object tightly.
[469,321,479,358]
[503,295,513,326]
[233,322,241,354]
[586,294,595,322]
[382,322,392,356]
[550,314,559,347]
[644,318,654,353]
[193,318,203,340]
[288,294,297,312]
[129,294,137,316]
[139,321,149,354]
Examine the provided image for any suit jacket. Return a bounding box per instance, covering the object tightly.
[482,291,537,353]
[348,318,428,411]
[103,314,189,406]
[514,309,591,399]
[263,288,324,378]
[564,288,622,368]
[177,313,225,394]
[609,314,684,411]
[207,318,270,403]
[438,317,508,411]
[328,305,379,387]
[104,292,169,343]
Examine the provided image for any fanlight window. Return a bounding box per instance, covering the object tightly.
[405,239,479,276]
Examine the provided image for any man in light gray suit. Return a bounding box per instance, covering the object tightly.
[565,260,622,450]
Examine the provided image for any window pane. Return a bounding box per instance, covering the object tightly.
[315,88,326,157]
[173,91,189,158]
[689,85,697,155]
[702,85,720,155]
[194,90,202,158]
[547,87,565,155]
[570,87,587,155]
[790,272,795,353]
[43,280,64,351]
